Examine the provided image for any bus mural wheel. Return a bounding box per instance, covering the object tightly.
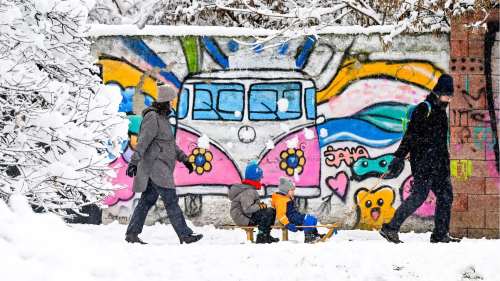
[188,148,213,175]
[279,148,306,176]
[184,194,203,218]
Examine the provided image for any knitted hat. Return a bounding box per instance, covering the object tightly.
[433,74,454,97]
[245,161,263,181]
[278,177,295,194]
[156,85,177,102]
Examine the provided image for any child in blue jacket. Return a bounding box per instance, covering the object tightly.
[271,177,323,243]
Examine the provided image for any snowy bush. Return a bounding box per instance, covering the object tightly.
[0,0,128,215]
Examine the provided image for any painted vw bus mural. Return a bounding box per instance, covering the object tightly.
[172,70,321,197]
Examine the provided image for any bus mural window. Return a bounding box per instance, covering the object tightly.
[249,82,302,121]
[217,89,243,121]
[177,88,189,119]
[193,83,244,121]
[305,87,316,120]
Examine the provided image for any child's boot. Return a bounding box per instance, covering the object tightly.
[304,232,321,243]
[256,231,279,244]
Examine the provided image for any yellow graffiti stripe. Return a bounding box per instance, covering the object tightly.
[99,59,158,100]
[316,58,444,104]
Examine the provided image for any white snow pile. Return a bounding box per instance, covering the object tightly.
[1,194,499,281]
[197,134,210,149]
[277,98,289,113]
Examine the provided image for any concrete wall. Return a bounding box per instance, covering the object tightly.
[93,31,459,232]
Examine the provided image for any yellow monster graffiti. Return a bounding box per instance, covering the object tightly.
[354,186,396,230]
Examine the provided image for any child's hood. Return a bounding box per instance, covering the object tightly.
[228,184,256,201]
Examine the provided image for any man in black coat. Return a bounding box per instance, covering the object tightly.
[380,74,461,243]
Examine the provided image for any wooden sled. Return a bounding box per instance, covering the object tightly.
[217,223,339,243]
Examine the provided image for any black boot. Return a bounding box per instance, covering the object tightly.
[304,232,322,243]
[180,233,203,244]
[430,233,461,243]
[125,233,147,244]
[380,225,403,244]
[256,232,279,244]
[268,234,279,243]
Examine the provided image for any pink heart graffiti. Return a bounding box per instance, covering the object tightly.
[325,171,349,202]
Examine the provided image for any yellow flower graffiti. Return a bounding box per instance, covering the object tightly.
[188,148,213,175]
[280,148,306,176]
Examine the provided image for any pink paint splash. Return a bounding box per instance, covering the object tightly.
[260,126,320,188]
[103,157,135,206]
[401,176,436,218]
[174,128,242,186]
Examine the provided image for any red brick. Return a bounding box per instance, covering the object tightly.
[467,110,493,127]
[452,177,485,194]
[471,160,495,178]
[485,178,500,194]
[453,193,469,211]
[451,210,485,228]
[451,40,469,57]
[467,228,500,239]
[450,22,468,40]
[468,40,485,57]
[485,212,499,229]
[450,142,485,160]
[450,127,472,144]
[468,29,486,41]
[450,227,467,238]
[468,195,499,211]
[449,108,469,127]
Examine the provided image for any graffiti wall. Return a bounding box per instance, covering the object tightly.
[92,32,450,230]
[447,13,500,239]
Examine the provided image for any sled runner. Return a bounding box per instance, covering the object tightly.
[217,223,339,243]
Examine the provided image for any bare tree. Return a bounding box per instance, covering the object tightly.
[0,0,129,215]
[90,0,497,43]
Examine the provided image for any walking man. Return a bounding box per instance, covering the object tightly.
[125,71,202,245]
[380,74,461,244]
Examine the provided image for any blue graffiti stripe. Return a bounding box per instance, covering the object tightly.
[202,36,229,69]
[295,36,316,69]
[120,37,181,88]
[318,118,402,148]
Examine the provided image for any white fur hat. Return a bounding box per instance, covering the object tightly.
[156,85,177,102]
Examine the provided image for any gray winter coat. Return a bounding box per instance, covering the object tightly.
[228,184,261,226]
[129,108,188,192]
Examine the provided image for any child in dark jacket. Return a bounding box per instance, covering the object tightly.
[228,161,279,244]
[271,177,323,243]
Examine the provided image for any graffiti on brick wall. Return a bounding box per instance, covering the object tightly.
[95,34,450,229]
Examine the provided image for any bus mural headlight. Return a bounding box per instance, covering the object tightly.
[188,148,213,175]
[279,148,306,176]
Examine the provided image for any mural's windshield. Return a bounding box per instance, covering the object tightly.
[192,83,244,121]
[249,82,301,121]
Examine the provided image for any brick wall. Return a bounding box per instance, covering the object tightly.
[450,9,500,239]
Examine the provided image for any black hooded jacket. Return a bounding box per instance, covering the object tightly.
[394,94,450,175]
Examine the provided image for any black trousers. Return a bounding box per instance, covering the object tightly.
[249,208,276,233]
[385,173,453,238]
[126,179,193,239]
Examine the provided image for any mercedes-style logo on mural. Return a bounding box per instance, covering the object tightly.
[238,125,256,143]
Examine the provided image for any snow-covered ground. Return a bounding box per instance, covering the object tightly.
[1,194,498,281]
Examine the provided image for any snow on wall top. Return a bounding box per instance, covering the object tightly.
[186,70,310,80]
[88,24,402,37]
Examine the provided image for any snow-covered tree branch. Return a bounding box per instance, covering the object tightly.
[89,0,497,44]
[0,0,128,215]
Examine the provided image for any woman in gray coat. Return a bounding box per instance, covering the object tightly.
[124,76,203,245]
